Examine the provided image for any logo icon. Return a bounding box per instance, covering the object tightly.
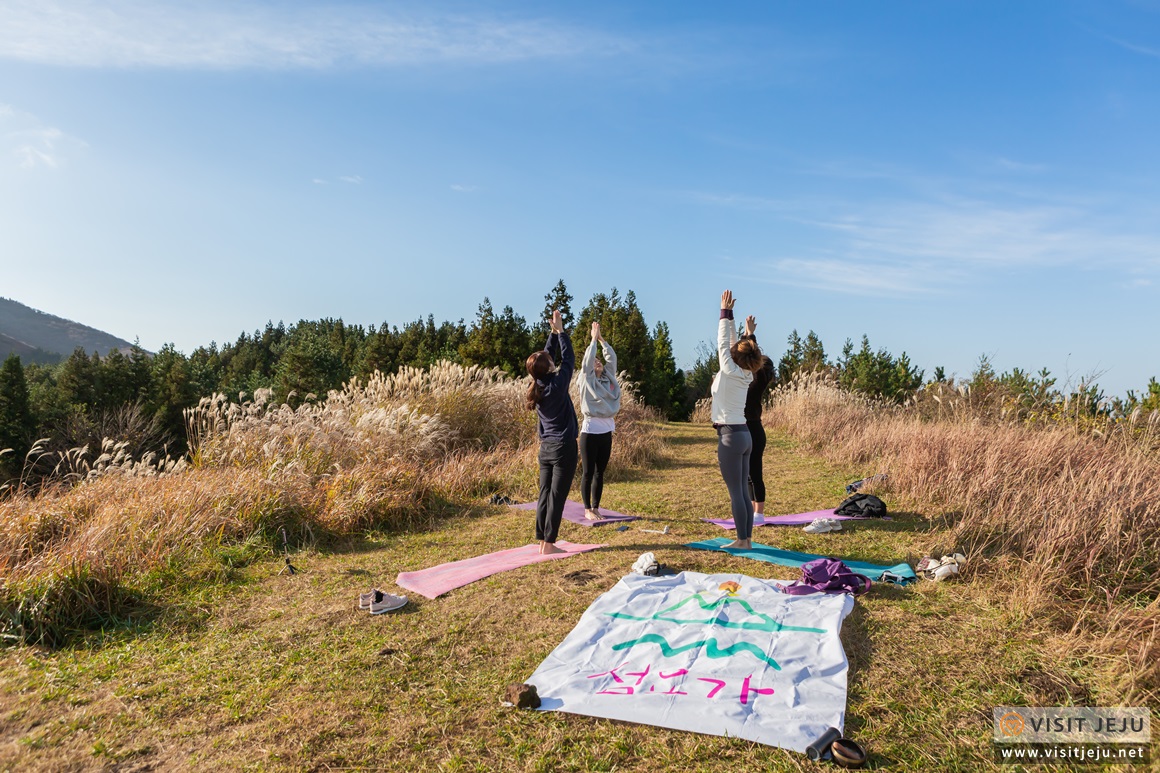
[998,711,1025,737]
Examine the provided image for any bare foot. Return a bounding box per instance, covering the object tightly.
[723,539,752,550]
[541,542,566,555]
[584,509,602,521]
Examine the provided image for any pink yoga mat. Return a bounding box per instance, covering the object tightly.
[395,541,604,599]
[703,509,876,529]
[510,499,640,527]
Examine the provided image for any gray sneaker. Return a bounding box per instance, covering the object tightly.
[369,593,408,614]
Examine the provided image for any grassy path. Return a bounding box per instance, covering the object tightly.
[1,424,1088,771]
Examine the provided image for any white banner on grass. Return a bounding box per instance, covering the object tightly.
[528,571,854,753]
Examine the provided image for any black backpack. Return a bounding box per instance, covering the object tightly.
[834,493,887,518]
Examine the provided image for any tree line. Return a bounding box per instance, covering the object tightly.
[0,282,692,483]
[4,283,1157,485]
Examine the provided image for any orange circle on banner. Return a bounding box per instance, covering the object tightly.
[998,712,1025,737]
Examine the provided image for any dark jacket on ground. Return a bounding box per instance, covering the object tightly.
[536,331,579,442]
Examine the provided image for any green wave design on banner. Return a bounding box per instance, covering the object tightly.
[609,633,784,669]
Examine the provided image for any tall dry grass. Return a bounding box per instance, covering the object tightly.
[1,361,665,646]
[766,372,1160,701]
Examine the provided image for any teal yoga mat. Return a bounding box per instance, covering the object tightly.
[686,537,916,585]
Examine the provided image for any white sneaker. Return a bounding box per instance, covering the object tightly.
[825,518,843,532]
[358,589,382,609]
[752,514,765,526]
[803,519,832,534]
[931,563,959,581]
[369,593,408,614]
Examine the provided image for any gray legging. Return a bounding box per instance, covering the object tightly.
[716,424,755,540]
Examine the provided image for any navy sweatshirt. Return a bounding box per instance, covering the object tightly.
[536,330,579,442]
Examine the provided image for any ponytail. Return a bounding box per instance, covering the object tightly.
[525,380,544,411]
[525,351,553,410]
[731,337,764,372]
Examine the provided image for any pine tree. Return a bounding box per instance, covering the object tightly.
[778,329,827,384]
[149,344,198,449]
[0,354,35,482]
[460,298,533,375]
[128,341,153,402]
[541,279,574,361]
[56,347,97,410]
[802,331,827,372]
[649,321,685,419]
[275,324,347,404]
[361,322,403,377]
[459,298,498,368]
[837,335,923,403]
[616,290,654,395]
[541,279,574,332]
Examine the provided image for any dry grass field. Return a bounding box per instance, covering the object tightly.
[1,364,1157,771]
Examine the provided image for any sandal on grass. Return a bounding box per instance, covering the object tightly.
[831,737,868,768]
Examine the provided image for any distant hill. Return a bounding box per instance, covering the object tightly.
[0,297,139,364]
[0,330,62,365]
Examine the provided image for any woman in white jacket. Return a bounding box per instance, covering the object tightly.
[578,322,621,520]
[710,290,766,550]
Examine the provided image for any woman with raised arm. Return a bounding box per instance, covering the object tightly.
[741,316,776,524]
[578,321,622,521]
[525,309,579,555]
[710,290,766,550]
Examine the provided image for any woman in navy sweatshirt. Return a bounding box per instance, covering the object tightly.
[525,309,579,554]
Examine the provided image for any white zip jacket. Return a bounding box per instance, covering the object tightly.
[710,314,753,425]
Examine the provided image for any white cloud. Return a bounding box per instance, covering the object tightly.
[450,183,477,193]
[1,103,84,169]
[766,257,943,295]
[1104,34,1160,59]
[995,157,1048,173]
[339,175,362,184]
[696,181,1160,295]
[311,178,328,185]
[0,0,631,70]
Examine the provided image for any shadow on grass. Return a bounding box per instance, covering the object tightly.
[838,513,933,534]
[840,601,897,768]
[660,425,712,445]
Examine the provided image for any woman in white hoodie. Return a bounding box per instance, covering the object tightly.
[711,290,765,550]
[578,321,622,520]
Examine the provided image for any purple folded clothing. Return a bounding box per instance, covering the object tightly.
[702,509,875,529]
[510,499,639,527]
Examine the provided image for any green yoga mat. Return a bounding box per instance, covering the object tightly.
[686,537,917,584]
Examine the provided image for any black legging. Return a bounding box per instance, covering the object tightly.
[747,420,767,504]
[580,431,613,509]
[537,438,578,543]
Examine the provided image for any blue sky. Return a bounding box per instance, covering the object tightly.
[1,0,1157,398]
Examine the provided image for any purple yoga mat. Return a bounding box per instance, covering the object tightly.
[396,541,604,600]
[702,508,875,529]
[510,499,640,527]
